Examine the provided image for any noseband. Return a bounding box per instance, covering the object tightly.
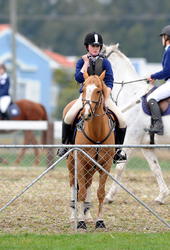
[82,91,104,118]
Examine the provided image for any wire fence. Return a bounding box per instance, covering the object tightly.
[0,144,169,234]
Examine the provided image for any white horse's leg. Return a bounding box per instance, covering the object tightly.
[142,149,170,204]
[105,123,145,203]
[105,148,133,203]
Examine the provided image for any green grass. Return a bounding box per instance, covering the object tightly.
[126,157,170,171]
[0,232,169,250]
[1,153,169,170]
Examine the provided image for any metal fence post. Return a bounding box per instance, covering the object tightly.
[74,149,78,232]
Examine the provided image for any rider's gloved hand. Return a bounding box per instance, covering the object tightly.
[147,77,155,85]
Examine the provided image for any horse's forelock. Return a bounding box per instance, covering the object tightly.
[105,44,136,73]
[103,43,119,54]
[84,75,101,87]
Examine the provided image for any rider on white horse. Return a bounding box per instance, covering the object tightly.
[147,25,170,135]
[58,32,126,159]
[0,64,11,120]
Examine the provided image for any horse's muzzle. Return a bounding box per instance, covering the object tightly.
[83,113,92,120]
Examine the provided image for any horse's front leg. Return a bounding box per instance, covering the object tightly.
[96,170,109,229]
[14,148,26,165]
[77,163,87,230]
[84,168,96,222]
[66,156,77,222]
[142,148,170,204]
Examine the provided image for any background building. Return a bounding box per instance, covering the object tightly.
[0,24,74,116]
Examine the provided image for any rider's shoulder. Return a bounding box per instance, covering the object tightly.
[165,46,170,53]
[76,58,84,65]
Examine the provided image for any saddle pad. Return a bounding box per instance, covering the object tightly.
[141,87,170,116]
[7,103,21,118]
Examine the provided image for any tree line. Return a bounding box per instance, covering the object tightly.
[1,0,170,61]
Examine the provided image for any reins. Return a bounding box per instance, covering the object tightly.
[114,78,148,85]
[105,49,147,85]
[105,48,148,104]
[114,78,148,105]
[77,113,115,144]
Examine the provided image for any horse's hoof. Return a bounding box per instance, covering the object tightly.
[104,198,113,204]
[77,221,87,230]
[155,190,170,205]
[95,220,106,229]
[155,200,164,205]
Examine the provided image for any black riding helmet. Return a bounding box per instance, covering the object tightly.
[160,25,170,37]
[84,32,103,49]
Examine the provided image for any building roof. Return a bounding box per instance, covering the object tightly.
[0,24,10,32]
[0,24,74,69]
[44,49,75,69]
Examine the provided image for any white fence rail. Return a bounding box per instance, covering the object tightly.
[0,120,62,140]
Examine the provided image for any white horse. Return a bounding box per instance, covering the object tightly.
[102,44,170,204]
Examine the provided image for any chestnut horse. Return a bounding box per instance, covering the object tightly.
[64,72,115,230]
[1,99,48,165]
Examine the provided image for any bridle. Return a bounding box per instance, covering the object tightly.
[77,85,115,144]
[81,90,105,118]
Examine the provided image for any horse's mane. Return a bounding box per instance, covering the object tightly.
[102,43,149,109]
[103,43,137,75]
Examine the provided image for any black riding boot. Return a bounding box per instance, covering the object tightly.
[57,121,72,157]
[148,99,163,135]
[113,127,127,163]
[1,112,9,120]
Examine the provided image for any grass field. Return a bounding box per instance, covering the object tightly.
[0,232,170,250]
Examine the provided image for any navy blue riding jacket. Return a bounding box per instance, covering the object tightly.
[75,57,114,92]
[151,45,170,81]
[0,73,10,97]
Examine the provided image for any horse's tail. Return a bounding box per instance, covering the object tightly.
[40,104,48,144]
[40,104,48,121]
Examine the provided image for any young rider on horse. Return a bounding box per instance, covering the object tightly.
[0,64,11,120]
[147,25,170,135]
[58,32,127,160]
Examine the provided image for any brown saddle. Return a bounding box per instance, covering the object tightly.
[159,97,170,112]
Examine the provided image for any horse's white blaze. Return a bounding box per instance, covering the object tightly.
[103,44,169,203]
[84,84,97,116]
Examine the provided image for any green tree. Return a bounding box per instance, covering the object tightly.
[54,68,79,119]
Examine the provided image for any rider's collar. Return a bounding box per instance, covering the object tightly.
[165,44,170,51]
[88,55,99,62]
[0,72,7,80]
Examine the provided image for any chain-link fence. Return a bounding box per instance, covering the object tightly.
[0,145,169,234]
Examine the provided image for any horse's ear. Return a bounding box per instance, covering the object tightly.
[83,72,89,79]
[99,71,106,81]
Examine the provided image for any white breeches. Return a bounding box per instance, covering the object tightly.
[147,80,170,102]
[105,99,126,128]
[64,94,126,128]
[0,95,11,113]
[64,95,83,124]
